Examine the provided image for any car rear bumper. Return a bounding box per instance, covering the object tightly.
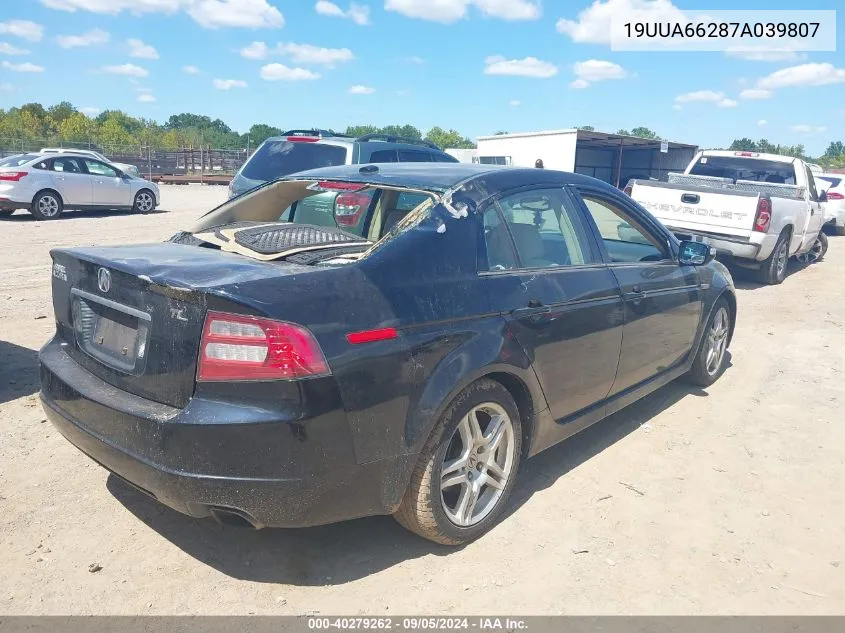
[666,226,776,265]
[39,336,412,528]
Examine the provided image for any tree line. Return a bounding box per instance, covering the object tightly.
[0,101,475,152]
[1,102,842,167]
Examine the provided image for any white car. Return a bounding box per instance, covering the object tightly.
[40,147,142,179]
[0,152,159,220]
[817,172,845,236]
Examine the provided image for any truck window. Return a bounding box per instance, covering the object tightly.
[689,156,796,185]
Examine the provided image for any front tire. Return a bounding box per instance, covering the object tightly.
[686,297,732,387]
[31,191,63,221]
[394,378,522,545]
[133,189,155,214]
[757,230,790,285]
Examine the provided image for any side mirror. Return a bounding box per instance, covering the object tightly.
[679,240,715,266]
[819,190,828,203]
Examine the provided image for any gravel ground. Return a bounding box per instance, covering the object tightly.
[0,184,842,614]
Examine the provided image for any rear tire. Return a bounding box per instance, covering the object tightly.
[394,378,522,545]
[31,191,63,221]
[757,229,790,285]
[133,189,155,214]
[686,297,732,387]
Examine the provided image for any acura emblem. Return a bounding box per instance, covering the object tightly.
[97,267,111,293]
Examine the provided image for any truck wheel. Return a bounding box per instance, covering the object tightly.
[757,230,790,285]
[31,190,63,221]
[686,297,732,387]
[394,378,522,545]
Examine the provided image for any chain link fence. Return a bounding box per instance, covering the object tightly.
[0,138,255,178]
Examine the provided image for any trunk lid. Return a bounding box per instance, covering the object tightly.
[49,243,309,408]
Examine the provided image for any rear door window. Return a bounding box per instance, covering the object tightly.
[397,149,432,162]
[241,140,349,182]
[366,149,398,163]
[50,157,85,174]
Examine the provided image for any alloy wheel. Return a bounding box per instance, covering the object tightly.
[38,195,60,218]
[136,192,154,213]
[705,307,730,376]
[440,403,516,527]
[775,241,788,277]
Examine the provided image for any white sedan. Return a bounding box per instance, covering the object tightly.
[0,153,159,220]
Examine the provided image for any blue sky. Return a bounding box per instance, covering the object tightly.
[0,0,843,154]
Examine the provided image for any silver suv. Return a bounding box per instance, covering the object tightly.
[228,129,458,198]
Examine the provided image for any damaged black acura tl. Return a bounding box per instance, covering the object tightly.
[40,163,736,545]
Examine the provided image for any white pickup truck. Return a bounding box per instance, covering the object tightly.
[627,150,828,285]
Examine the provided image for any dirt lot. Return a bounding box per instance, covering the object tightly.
[1,185,843,614]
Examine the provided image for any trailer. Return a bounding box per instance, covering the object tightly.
[475,129,698,188]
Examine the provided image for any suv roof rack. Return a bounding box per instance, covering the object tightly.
[282,129,350,138]
[355,133,440,150]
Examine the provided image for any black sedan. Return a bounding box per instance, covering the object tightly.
[39,163,736,545]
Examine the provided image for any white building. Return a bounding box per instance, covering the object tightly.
[475,129,698,187]
[445,148,479,163]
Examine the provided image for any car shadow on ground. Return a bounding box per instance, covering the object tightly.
[0,208,169,222]
[730,259,811,290]
[108,361,726,586]
[0,340,40,405]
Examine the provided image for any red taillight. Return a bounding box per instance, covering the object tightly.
[334,191,373,227]
[827,191,844,200]
[287,136,319,143]
[0,171,27,182]
[734,151,759,157]
[197,311,329,382]
[753,197,772,233]
[346,327,398,345]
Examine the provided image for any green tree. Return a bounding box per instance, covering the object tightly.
[577,125,594,131]
[823,141,845,158]
[630,127,660,140]
[616,129,631,136]
[59,111,96,143]
[424,126,475,149]
[48,101,77,125]
[246,123,283,145]
[380,124,422,140]
[345,124,379,137]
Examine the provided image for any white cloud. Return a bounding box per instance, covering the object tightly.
[509,99,521,106]
[717,98,737,108]
[40,0,284,30]
[101,63,148,77]
[405,56,425,64]
[757,63,845,90]
[80,106,100,115]
[0,42,30,55]
[791,124,826,134]
[484,55,558,79]
[1,61,45,73]
[348,84,375,94]
[259,63,321,81]
[672,104,682,110]
[240,41,269,59]
[128,38,159,59]
[138,93,156,103]
[277,42,354,67]
[572,59,627,87]
[182,65,201,74]
[725,49,806,63]
[739,88,772,100]
[557,0,687,45]
[385,0,540,23]
[56,29,109,48]
[674,90,725,104]
[213,78,247,89]
[315,1,370,25]
[757,119,767,126]
[0,20,44,42]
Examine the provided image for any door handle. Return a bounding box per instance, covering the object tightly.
[512,303,552,320]
[624,286,647,303]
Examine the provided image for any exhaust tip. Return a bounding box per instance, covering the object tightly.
[209,507,259,529]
